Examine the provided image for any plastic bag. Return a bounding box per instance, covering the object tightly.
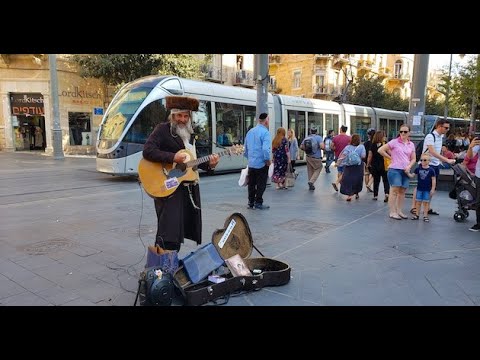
[238,166,249,186]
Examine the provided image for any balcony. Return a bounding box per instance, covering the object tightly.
[201,64,224,83]
[315,54,331,59]
[389,72,411,83]
[313,84,328,95]
[233,70,255,88]
[378,66,392,79]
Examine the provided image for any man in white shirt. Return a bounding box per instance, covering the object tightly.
[410,118,455,216]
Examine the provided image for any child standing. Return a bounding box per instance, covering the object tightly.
[405,153,437,222]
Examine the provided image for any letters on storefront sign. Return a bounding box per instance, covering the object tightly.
[10,93,44,116]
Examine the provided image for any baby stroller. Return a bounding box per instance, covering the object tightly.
[449,164,476,222]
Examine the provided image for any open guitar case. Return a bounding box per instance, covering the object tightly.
[173,212,291,306]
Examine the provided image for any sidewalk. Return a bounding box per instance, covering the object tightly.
[1,152,479,306]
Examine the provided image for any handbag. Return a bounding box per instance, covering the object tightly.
[285,163,295,187]
[182,243,225,284]
[238,166,249,187]
[146,245,179,275]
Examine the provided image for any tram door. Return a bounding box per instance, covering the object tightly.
[287,110,306,158]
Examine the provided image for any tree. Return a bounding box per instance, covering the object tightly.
[346,76,386,107]
[450,55,480,119]
[425,97,446,116]
[71,54,201,86]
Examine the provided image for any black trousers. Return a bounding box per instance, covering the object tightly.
[475,176,480,224]
[247,165,269,206]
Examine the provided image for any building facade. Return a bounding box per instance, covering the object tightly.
[0,54,112,155]
[199,54,255,88]
[267,54,420,101]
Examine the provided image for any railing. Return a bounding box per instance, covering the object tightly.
[234,70,255,87]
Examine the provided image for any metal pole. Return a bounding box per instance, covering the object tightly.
[408,54,430,138]
[444,54,453,119]
[254,54,269,119]
[406,54,429,198]
[48,54,64,160]
[469,54,480,136]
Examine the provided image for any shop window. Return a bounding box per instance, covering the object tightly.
[69,112,92,145]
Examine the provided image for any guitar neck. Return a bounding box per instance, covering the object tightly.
[186,149,230,168]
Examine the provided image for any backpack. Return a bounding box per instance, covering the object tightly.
[303,138,314,155]
[415,132,435,162]
[343,146,362,166]
[325,138,332,152]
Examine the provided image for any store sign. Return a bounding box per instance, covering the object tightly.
[93,107,104,115]
[10,93,44,116]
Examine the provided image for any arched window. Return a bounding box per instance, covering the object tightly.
[394,60,403,79]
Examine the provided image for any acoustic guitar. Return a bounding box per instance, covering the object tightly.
[138,145,244,198]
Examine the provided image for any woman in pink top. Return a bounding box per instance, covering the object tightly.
[378,124,416,220]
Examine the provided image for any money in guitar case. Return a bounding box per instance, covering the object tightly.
[173,212,291,306]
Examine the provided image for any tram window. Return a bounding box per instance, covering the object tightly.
[308,112,323,135]
[124,100,166,144]
[350,116,371,141]
[325,113,339,135]
[216,102,243,146]
[193,101,212,157]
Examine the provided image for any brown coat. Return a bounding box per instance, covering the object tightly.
[143,122,209,249]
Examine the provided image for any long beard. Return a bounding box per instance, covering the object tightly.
[172,121,194,142]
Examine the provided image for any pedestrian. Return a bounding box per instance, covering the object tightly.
[378,124,416,220]
[363,128,375,192]
[367,130,390,202]
[465,136,480,231]
[244,112,272,210]
[287,128,298,173]
[324,129,335,173]
[272,127,290,190]
[300,126,324,190]
[410,118,456,216]
[331,125,351,192]
[405,153,437,222]
[337,133,366,201]
[142,96,219,251]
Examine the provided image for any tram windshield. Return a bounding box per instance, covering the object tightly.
[98,86,154,149]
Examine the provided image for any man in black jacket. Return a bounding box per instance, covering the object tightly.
[143,96,219,251]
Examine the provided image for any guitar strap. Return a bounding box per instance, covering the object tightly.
[186,183,201,210]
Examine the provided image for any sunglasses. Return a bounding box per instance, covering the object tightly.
[443,127,450,130]
[421,159,429,162]
[399,130,409,134]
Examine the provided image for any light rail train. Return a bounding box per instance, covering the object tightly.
[96,75,473,175]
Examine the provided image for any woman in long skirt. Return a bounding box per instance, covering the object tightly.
[339,134,366,201]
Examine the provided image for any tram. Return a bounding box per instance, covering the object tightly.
[95,75,453,175]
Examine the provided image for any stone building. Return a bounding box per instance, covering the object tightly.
[0,54,112,155]
[267,54,418,101]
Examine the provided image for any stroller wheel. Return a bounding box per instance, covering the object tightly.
[454,212,466,222]
[463,210,469,219]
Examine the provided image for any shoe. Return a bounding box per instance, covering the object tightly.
[325,168,330,173]
[384,196,389,203]
[372,197,378,201]
[411,215,420,220]
[308,182,315,191]
[346,197,352,202]
[366,186,373,193]
[398,213,408,219]
[389,214,402,220]
[331,183,338,192]
[428,209,439,215]
[469,224,480,232]
[247,204,255,210]
[254,203,270,210]
[423,217,430,222]
[355,194,359,199]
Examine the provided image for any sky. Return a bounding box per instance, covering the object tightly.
[428,54,470,71]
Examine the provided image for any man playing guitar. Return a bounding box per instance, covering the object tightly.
[143,96,219,252]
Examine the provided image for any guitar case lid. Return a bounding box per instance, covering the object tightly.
[212,212,253,260]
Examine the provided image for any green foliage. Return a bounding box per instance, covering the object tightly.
[425,97,445,116]
[346,76,386,107]
[450,55,480,118]
[72,54,202,87]
[346,75,408,111]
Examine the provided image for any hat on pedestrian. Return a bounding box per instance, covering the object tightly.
[310,126,318,133]
[166,96,199,113]
[367,128,376,136]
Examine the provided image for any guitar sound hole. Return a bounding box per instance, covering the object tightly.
[169,168,185,178]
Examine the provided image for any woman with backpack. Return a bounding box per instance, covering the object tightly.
[337,134,366,201]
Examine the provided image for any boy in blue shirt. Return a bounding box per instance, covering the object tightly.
[405,153,436,222]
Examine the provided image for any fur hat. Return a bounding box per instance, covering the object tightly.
[166,96,199,112]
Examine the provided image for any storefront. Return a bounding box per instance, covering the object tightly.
[0,55,111,156]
